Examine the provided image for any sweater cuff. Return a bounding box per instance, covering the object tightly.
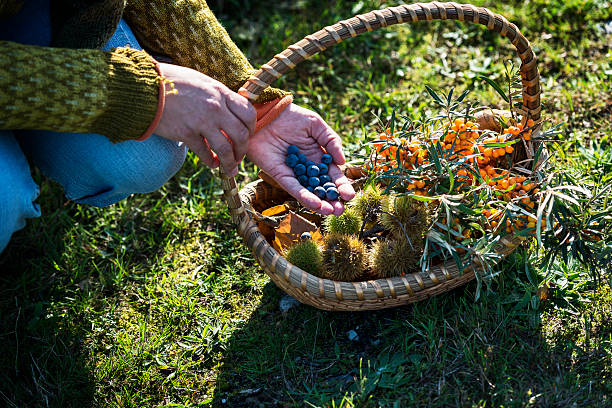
[136,59,166,141]
[91,48,160,143]
[254,95,293,134]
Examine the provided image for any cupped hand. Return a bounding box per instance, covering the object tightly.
[248,103,356,216]
[154,63,256,177]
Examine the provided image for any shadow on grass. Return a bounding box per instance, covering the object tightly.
[0,183,95,407]
[213,258,611,407]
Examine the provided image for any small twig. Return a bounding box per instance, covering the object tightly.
[380,210,415,250]
[361,224,385,239]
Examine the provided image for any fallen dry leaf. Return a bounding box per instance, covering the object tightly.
[273,211,323,252]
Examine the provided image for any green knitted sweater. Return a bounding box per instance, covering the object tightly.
[0,0,287,142]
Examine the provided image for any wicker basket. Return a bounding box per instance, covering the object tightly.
[221,2,541,311]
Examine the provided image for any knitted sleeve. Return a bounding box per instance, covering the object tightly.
[124,0,289,103]
[0,42,161,142]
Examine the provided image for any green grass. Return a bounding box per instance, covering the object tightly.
[1,0,611,406]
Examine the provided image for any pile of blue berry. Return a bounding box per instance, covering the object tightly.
[285,145,339,201]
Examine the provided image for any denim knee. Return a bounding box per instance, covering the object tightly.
[66,134,187,207]
[17,131,187,208]
[0,132,41,253]
[112,135,187,195]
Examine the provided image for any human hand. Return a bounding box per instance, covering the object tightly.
[248,103,356,216]
[154,63,256,177]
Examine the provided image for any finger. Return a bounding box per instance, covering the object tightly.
[226,93,256,135]
[310,114,346,165]
[274,174,334,215]
[205,130,238,176]
[188,139,219,169]
[330,200,345,216]
[328,164,356,201]
[219,117,250,163]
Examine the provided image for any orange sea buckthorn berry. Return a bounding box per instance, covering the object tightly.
[415,180,426,189]
[526,119,535,127]
[505,145,514,154]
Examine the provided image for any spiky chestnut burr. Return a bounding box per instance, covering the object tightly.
[321,234,368,282]
[285,240,323,277]
[380,195,432,240]
[369,237,422,278]
[323,208,362,236]
[349,184,386,227]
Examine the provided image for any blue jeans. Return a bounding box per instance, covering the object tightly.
[0,1,187,253]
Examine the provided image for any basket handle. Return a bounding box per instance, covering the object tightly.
[238,2,541,118]
[221,2,541,228]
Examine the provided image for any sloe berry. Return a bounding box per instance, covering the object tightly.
[285,154,298,168]
[294,164,306,176]
[325,188,339,201]
[306,165,320,177]
[313,186,326,199]
[322,182,336,190]
[288,145,299,155]
[308,177,320,187]
[321,154,332,164]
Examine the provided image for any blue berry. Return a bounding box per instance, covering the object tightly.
[297,153,307,164]
[325,187,339,201]
[285,154,298,168]
[306,186,314,193]
[318,163,328,174]
[306,165,320,177]
[319,174,331,184]
[308,176,320,187]
[288,145,299,155]
[300,231,312,240]
[305,160,315,168]
[313,186,326,199]
[322,182,336,190]
[298,175,308,186]
[321,154,333,164]
[294,164,306,176]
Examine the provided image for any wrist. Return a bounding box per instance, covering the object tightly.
[136,58,166,141]
[253,95,293,134]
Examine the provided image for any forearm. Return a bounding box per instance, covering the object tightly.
[0,41,162,142]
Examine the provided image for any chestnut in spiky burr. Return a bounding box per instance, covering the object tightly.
[349,184,386,228]
[285,240,323,277]
[380,195,432,241]
[323,207,362,235]
[369,237,422,278]
[321,234,368,282]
